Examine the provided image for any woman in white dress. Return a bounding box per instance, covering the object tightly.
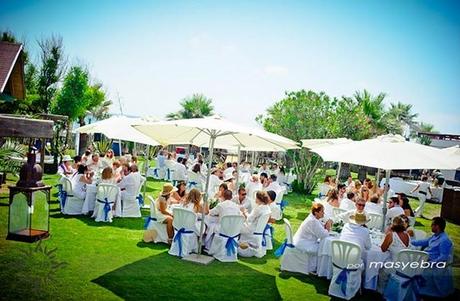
[293,203,332,253]
[100,167,116,184]
[323,189,339,221]
[240,191,271,236]
[181,188,208,234]
[71,165,93,199]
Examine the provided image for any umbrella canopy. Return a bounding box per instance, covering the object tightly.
[301,138,352,149]
[440,145,460,169]
[309,134,458,170]
[133,115,299,151]
[74,116,160,146]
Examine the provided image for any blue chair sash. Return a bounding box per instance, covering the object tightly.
[144,216,158,229]
[395,271,425,299]
[187,181,198,190]
[137,194,144,207]
[173,227,194,257]
[274,239,295,257]
[253,229,268,247]
[219,233,240,256]
[278,200,288,211]
[166,168,171,181]
[333,263,358,296]
[96,197,114,221]
[56,184,73,210]
[153,168,159,178]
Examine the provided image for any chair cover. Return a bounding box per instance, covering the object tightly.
[263,223,275,250]
[328,240,363,300]
[144,196,169,244]
[412,229,427,241]
[332,207,347,218]
[419,256,455,298]
[367,212,383,230]
[60,177,84,215]
[186,171,203,192]
[383,250,429,301]
[277,218,317,275]
[208,215,244,262]
[238,213,271,258]
[168,208,198,257]
[121,194,142,217]
[93,184,118,222]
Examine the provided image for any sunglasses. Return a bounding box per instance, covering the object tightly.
[356,203,365,207]
[241,193,247,196]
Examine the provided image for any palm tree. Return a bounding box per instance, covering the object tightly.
[166,94,214,120]
[388,102,418,125]
[418,122,437,145]
[353,90,388,135]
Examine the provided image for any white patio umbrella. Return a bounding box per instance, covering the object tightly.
[440,145,460,169]
[309,134,459,230]
[133,115,299,262]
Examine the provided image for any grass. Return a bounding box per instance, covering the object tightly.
[0,173,459,300]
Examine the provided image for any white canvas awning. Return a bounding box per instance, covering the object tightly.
[301,138,352,149]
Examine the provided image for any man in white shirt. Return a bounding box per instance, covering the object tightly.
[258,163,269,176]
[232,187,251,213]
[337,183,347,202]
[336,198,368,223]
[207,168,223,198]
[339,192,356,211]
[87,153,103,173]
[173,157,187,183]
[365,195,383,214]
[340,212,372,256]
[265,174,282,193]
[209,190,241,220]
[118,164,138,199]
[385,195,405,226]
[223,162,234,179]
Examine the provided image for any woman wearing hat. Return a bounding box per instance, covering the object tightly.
[155,183,177,242]
[57,155,75,177]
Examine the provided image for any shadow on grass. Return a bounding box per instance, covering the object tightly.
[278,270,329,295]
[92,252,281,300]
[50,211,146,230]
[136,241,169,251]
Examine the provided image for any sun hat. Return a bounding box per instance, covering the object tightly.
[161,183,177,196]
[223,173,234,182]
[349,212,370,225]
[62,155,73,162]
[390,194,399,200]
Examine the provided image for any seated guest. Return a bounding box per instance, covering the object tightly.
[323,189,340,220]
[381,215,410,259]
[340,212,371,255]
[246,174,262,200]
[398,193,414,217]
[411,217,454,298]
[209,189,241,220]
[102,149,115,169]
[223,162,234,179]
[208,168,223,197]
[57,155,75,177]
[399,214,415,238]
[240,191,272,235]
[155,183,177,243]
[81,149,92,165]
[336,198,368,223]
[171,181,186,204]
[214,183,228,201]
[385,195,405,227]
[346,176,355,192]
[293,203,331,253]
[223,173,236,193]
[232,187,251,213]
[267,190,282,223]
[365,195,383,214]
[339,192,356,211]
[265,174,282,193]
[71,164,93,200]
[188,163,204,191]
[182,188,208,234]
[319,175,332,198]
[173,157,187,183]
[117,164,143,201]
[72,155,82,171]
[100,167,116,184]
[112,160,123,182]
[259,172,269,188]
[337,183,346,202]
[87,153,103,173]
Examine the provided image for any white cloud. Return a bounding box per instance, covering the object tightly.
[263,65,289,76]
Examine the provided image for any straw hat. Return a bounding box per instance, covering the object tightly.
[349,212,370,225]
[143,229,157,242]
[161,183,177,196]
[62,155,73,162]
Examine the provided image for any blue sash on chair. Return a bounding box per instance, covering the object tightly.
[219,233,240,256]
[166,168,171,181]
[136,194,144,207]
[144,216,158,229]
[56,184,72,211]
[173,227,194,257]
[278,200,288,211]
[153,168,159,178]
[253,229,269,247]
[187,181,198,190]
[333,263,359,295]
[384,271,425,301]
[96,197,114,221]
[274,239,295,257]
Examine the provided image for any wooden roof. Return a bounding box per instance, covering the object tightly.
[0,41,25,99]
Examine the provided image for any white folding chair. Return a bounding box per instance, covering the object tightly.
[278,218,318,275]
[60,177,84,215]
[367,212,383,230]
[238,213,271,258]
[93,184,118,222]
[332,207,348,218]
[328,240,363,300]
[186,171,203,192]
[383,249,429,301]
[145,196,169,244]
[208,215,244,262]
[168,208,198,257]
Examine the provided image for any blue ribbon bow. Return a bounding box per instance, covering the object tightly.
[144,216,158,229]
[137,194,144,207]
[274,239,295,257]
[187,181,198,189]
[153,168,159,178]
[395,271,425,299]
[55,184,72,210]
[173,227,194,257]
[253,230,268,247]
[166,168,171,181]
[97,197,114,221]
[219,233,240,256]
[264,224,275,246]
[278,200,288,211]
[333,263,358,296]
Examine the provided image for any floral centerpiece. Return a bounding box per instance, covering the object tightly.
[332,220,344,233]
[208,198,219,209]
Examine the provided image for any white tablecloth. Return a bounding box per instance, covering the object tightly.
[380,178,443,202]
[316,231,390,291]
[82,184,122,216]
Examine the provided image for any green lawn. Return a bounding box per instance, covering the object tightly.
[0,173,458,300]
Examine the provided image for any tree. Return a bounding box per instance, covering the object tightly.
[84,84,111,122]
[418,122,437,145]
[166,94,214,119]
[36,35,66,113]
[388,101,418,125]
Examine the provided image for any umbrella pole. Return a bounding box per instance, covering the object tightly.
[197,132,215,256]
[143,145,150,201]
[376,168,381,186]
[336,162,342,183]
[381,169,391,232]
[236,145,241,190]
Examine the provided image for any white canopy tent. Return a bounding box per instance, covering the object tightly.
[133,115,299,262]
[308,134,460,230]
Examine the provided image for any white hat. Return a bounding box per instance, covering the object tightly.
[62,155,73,162]
[223,173,234,182]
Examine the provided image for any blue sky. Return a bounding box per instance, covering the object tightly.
[1,0,459,133]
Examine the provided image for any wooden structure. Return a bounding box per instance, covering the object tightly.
[0,41,25,101]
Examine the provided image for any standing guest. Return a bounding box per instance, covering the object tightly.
[164,152,176,180]
[57,155,75,177]
[71,164,93,200]
[346,176,355,192]
[339,192,356,211]
[270,163,280,177]
[232,187,251,213]
[102,149,115,168]
[223,173,236,193]
[293,203,331,253]
[259,172,269,189]
[171,181,187,204]
[381,183,395,199]
[340,212,371,255]
[412,175,432,218]
[277,166,287,186]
